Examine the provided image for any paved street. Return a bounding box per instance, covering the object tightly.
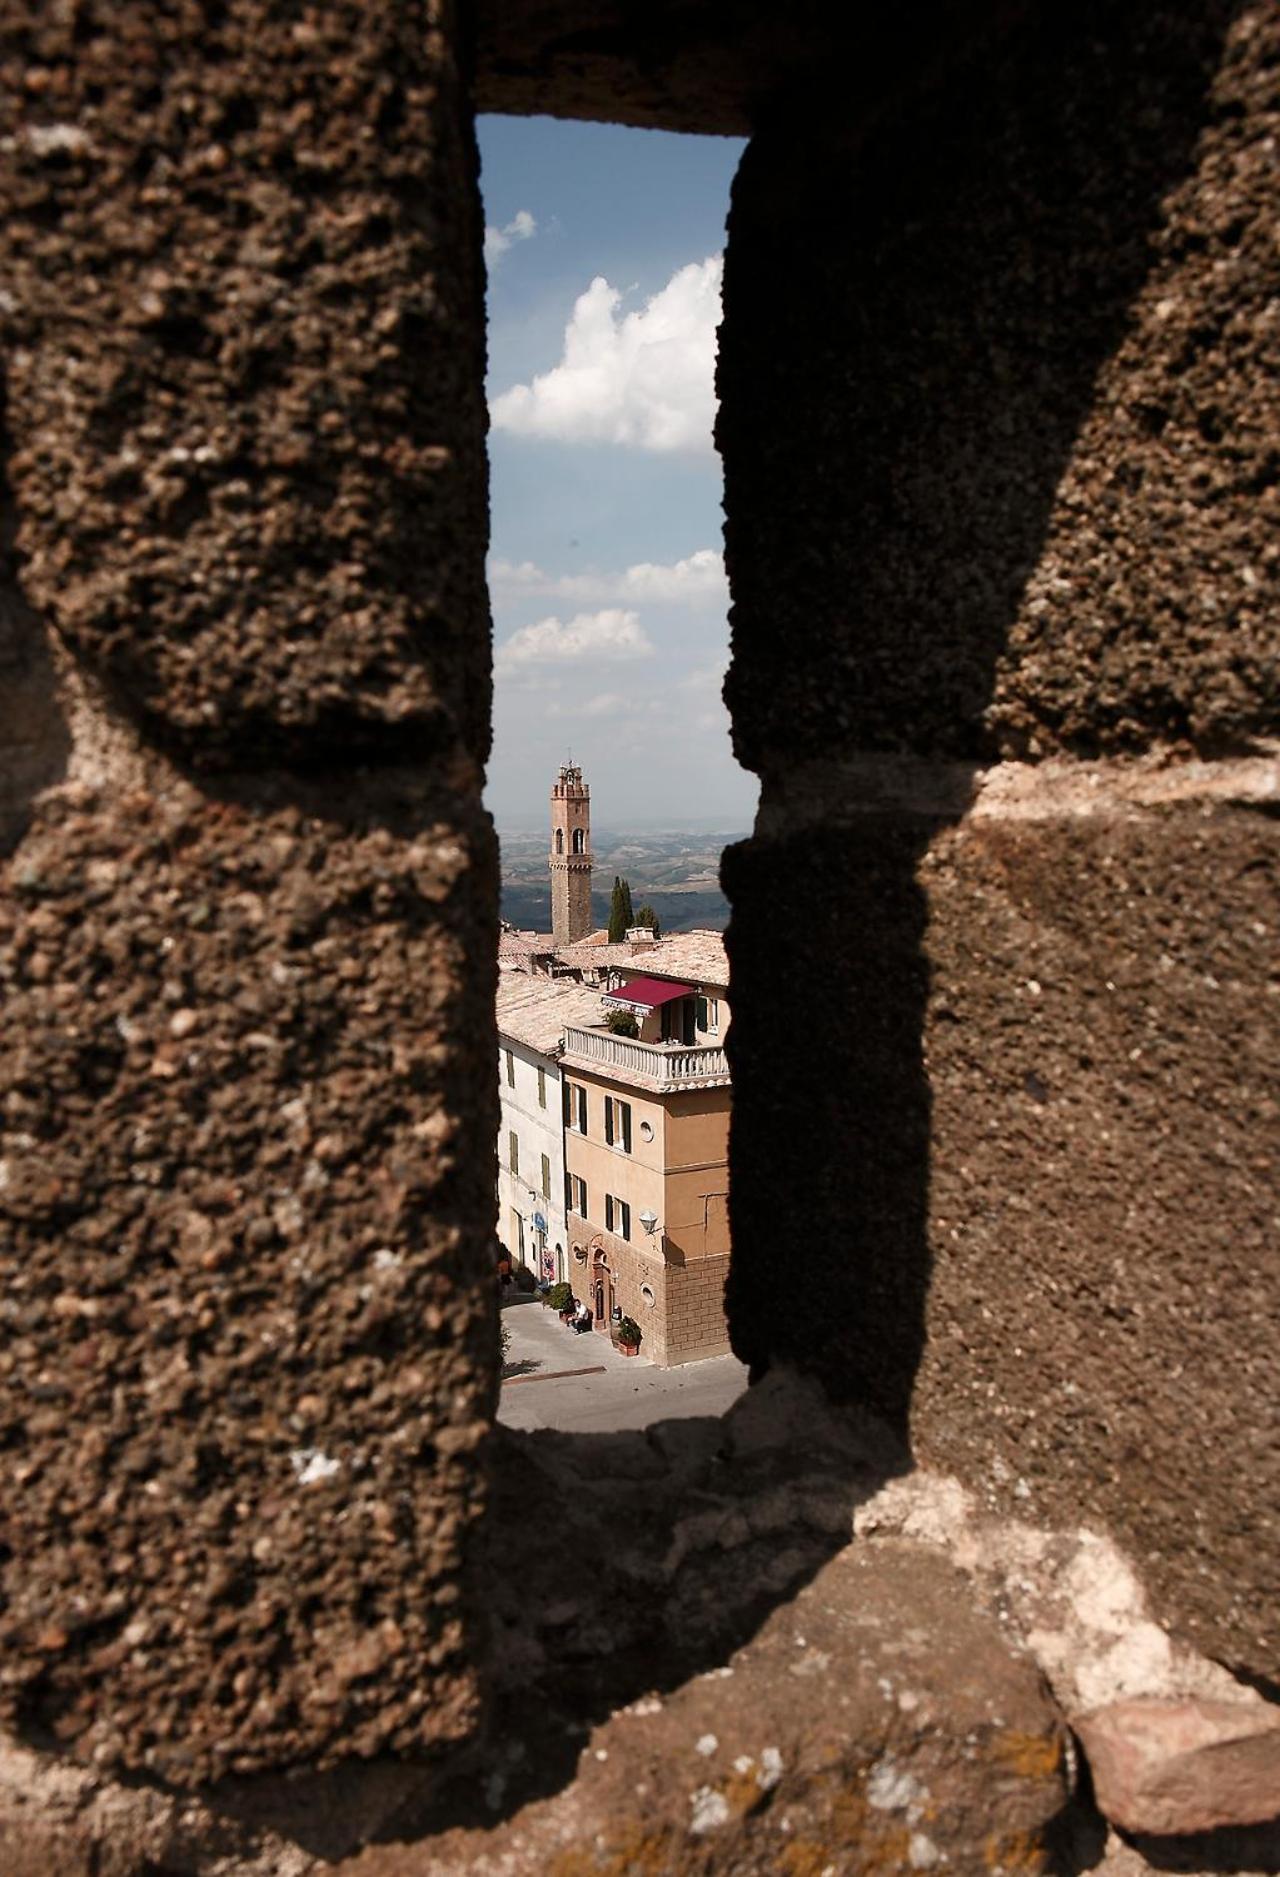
[498,1291,749,1432]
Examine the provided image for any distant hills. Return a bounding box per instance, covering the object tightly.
[497,825,742,935]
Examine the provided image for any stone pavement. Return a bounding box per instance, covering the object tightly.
[497,1290,748,1431]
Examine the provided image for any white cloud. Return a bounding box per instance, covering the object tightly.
[681,659,728,693]
[489,256,722,453]
[495,608,654,672]
[490,547,727,608]
[485,209,537,268]
[545,691,651,720]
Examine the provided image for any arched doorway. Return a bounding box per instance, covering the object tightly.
[590,1240,613,1332]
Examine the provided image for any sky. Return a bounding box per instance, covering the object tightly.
[478,116,754,832]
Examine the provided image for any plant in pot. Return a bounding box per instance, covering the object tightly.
[615,1316,642,1357]
[545,1281,573,1316]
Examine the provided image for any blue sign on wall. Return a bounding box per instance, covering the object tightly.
[533,1212,548,1235]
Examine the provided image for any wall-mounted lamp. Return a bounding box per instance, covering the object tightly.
[638,1208,659,1235]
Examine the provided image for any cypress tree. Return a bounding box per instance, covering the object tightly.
[608,876,636,941]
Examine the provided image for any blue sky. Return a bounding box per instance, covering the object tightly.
[478,116,754,831]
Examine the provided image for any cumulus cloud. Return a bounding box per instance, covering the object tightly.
[490,547,727,607]
[485,209,537,268]
[495,608,654,672]
[489,256,722,453]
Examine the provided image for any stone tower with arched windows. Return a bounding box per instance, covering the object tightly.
[549,762,593,946]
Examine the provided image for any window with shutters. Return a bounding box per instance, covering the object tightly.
[605,1194,631,1240]
[541,1153,551,1201]
[537,1066,547,1109]
[505,1048,515,1088]
[508,1131,519,1175]
[604,1097,632,1152]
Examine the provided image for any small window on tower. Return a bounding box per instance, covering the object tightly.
[555,828,564,854]
[572,827,585,854]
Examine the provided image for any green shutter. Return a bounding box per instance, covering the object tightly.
[696,996,709,1031]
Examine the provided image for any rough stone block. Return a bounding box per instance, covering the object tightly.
[1075,1698,1280,1836]
[720,2,1277,770]
[0,0,490,768]
[724,786,1278,1679]
[0,738,498,1782]
[342,1537,1074,1875]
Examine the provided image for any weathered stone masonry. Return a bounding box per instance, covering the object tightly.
[721,0,1278,1682]
[0,0,1276,1867]
[1,0,498,1785]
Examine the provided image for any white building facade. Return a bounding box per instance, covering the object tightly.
[495,976,606,1285]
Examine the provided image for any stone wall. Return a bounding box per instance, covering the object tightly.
[720,0,1278,1682]
[0,0,498,1785]
[0,0,1274,1864]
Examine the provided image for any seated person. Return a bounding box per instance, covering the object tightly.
[572,1298,592,1333]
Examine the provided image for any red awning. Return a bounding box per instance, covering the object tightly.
[604,975,694,1010]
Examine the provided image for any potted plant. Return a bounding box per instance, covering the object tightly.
[545,1281,573,1316]
[615,1316,642,1357]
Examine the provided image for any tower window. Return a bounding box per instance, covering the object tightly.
[554,828,564,854]
[572,827,585,854]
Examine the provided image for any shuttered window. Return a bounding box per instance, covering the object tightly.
[541,1153,551,1201]
[605,1098,632,1152]
[537,1066,547,1108]
[508,1131,519,1175]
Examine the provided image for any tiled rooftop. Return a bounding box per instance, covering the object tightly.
[496,973,610,1056]
[498,927,554,965]
[628,929,728,988]
[551,929,728,987]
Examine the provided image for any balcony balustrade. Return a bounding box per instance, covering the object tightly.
[561,1025,730,1091]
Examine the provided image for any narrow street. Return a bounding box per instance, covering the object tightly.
[498,1291,748,1432]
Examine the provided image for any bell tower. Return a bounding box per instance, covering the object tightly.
[549,762,593,946]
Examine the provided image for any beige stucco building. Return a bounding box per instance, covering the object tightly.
[560,936,732,1366]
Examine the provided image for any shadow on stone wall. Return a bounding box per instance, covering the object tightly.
[719,0,1247,1434]
[0,390,71,856]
